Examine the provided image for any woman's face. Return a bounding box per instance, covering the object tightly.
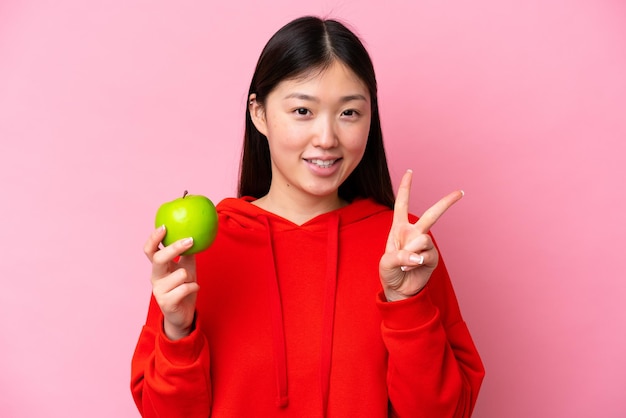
[250,60,371,205]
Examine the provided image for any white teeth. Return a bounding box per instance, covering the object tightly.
[309,159,336,168]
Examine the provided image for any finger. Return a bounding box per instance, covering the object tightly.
[393,170,413,226]
[400,249,438,272]
[415,190,464,233]
[161,281,200,308]
[158,282,200,316]
[152,267,189,293]
[400,254,424,272]
[177,254,197,279]
[144,226,167,261]
[152,237,194,277]
[402,233,432,254]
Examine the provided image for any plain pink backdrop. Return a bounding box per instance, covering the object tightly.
[1,0,625,417]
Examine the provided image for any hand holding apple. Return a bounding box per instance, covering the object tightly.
[155,190,218,255]
[145,226,198,340]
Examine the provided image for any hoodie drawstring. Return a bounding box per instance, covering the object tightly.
[320,213,339,415]
[261,213,340,414]
[261,216,290,408]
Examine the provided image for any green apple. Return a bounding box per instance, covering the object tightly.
[155,190,218,255]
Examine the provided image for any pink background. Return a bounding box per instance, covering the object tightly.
[1,0,625,417]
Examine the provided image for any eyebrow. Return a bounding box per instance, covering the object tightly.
[283,93,368,103]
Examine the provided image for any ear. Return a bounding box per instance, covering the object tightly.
[248,94,268,137]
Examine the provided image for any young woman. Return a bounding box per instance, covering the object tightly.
[131,16,484,417]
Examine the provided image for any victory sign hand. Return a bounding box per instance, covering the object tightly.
[379,170,463,302]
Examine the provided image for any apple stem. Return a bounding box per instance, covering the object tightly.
[183,190,189,199]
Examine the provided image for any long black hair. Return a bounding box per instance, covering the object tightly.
[238,16,395,209]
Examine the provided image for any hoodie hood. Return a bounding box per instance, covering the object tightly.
[214,196,389,412]
[216,196,389,232]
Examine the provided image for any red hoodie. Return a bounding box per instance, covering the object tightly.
[131,197,484,417]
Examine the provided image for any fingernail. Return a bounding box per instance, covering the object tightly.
[400,265,407,272]
[460,190,465,197]
[410,254,424,265]
[181,237,193,246]
[158,224,166,231]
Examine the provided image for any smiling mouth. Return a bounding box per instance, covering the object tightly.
[306,159,339,168]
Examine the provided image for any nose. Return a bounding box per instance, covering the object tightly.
[312,117,338,149]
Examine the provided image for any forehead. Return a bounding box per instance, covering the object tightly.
[275,60,369,96]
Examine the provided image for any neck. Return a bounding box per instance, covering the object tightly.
[252,188,346,225]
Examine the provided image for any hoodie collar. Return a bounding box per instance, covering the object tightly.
[217,196,388,231]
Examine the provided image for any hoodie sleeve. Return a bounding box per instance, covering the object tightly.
[130,295,212,418]
[376,254,485,418]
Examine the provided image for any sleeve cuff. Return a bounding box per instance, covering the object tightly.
[376,285,438,330]
[156,316,206,366]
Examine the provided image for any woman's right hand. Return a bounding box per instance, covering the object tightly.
[144,226,199,341]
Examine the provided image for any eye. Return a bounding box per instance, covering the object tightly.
[341,109,359,117]
[294,108,310,116]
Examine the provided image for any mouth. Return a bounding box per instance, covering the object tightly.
[305,158,340,168]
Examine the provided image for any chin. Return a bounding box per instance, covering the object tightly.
[303,184,343,199]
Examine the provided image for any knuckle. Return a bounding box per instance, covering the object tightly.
[144,247,157,261]
[152,249,168,266]
[175,267,188,282]
[143,240,156,258]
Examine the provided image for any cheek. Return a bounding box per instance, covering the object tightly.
[342,125,370,156]
[267,119,310,150]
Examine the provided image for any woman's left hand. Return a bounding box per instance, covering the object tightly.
[379,170,464,302]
